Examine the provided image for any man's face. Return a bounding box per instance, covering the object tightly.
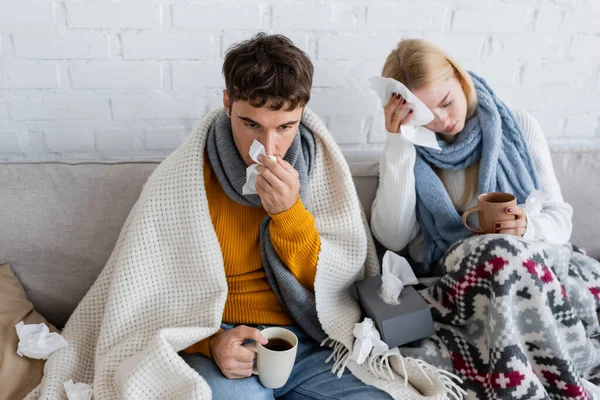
[223,91,304,166]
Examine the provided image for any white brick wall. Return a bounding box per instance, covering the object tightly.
[0,0,599,160]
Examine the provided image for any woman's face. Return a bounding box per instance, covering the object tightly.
[413,76,468,137]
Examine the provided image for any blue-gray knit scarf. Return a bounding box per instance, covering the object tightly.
[414,72,540,274]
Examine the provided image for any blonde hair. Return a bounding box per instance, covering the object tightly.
[382,39,479,209]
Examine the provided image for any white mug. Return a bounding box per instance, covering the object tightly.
[244,327,298,389]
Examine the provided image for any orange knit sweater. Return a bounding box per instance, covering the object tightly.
[183,157,321,357]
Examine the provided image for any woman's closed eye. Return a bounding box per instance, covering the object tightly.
[442,100,453,108]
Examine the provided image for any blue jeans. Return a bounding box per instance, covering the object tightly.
[180,324,392,400]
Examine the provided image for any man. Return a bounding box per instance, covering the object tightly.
[30,33,436,400]
[180,33,391,399]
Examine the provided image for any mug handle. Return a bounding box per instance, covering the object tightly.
[462,206,483,233]
[243,342,259,375]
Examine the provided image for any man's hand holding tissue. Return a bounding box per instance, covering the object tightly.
[255,154,300,214]
[209,325,268,379]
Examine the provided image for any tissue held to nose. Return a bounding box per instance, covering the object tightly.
[242,139,277,195]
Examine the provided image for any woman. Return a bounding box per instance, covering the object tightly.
[371,39,600,398]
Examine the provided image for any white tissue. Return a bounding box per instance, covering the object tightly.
[379,251,419,305]
[64,380,93,400]
[522,189,549,218]
[242,139,277,195]
[369,76,441,150]
[15,321,68,359]
[350,318,389,364]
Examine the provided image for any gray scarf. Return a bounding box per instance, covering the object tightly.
[206,110,325,342]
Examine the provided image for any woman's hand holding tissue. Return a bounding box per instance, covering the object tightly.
[256,154,300,214]
[384,93,414,134]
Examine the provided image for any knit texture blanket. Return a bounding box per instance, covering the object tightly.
[402,235,600,399]
[414,72,540,271]
[26,108,462,400]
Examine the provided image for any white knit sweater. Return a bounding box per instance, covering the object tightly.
[371,109,574,263]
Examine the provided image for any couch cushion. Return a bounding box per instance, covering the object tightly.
[0,162,158,327]
[551,150,600,259]
[0,263,56,400]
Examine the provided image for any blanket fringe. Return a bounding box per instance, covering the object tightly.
[321,337,467,400]
[409,358,467,400]
[366,349,467,400]
[320,337,351,377]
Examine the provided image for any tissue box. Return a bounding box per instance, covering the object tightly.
[355,276,435,348]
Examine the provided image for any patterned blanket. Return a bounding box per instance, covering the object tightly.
[402,235,600,399]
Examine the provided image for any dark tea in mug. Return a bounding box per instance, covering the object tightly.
[264,338,293,351]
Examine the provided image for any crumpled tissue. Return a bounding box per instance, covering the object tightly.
[369,76,440,150]
[64,380,93,400]
[15,321,68,359]
[522,189,550,218]
[350,317,389,364]
[379,251,419,305]
[242,139,277,195]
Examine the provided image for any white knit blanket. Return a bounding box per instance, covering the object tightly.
[27,108,459,400]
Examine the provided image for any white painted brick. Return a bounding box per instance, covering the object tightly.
[328,117,366,144]
[496,86,564,114]
[13,33,110,60]
[96,129,144,152]
[0,130,22,153]
[70,63,162,89]
[171,62,224,89]
[563,8,600,33]
[67,3,161,29]
[145,127,186,150]
[0,63,59,89]
[0,2,54,28]
[533,114,564,138]
[490,35,563,59]
[44,130,95,153]
[308,90,378,116]
[367,4,445,31]
[535,6,564,33]
[564,117,598,137]
[569,36,600,58]
[422,34,484,59]
[318,36,397,60]
[207,95,225,113]
[223,31,310,55]
[453,6,533,33]
[122,32,217,60]
[522,61,596,85]
[313,62,354,87]
[173,4,264,30]
[111,97,205,120]
[273,5,359,31]
[462,59,519,85]
[368,122,387,144]
[9,98,108,121]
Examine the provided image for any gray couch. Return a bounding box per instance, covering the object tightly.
[1,149,599,329]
